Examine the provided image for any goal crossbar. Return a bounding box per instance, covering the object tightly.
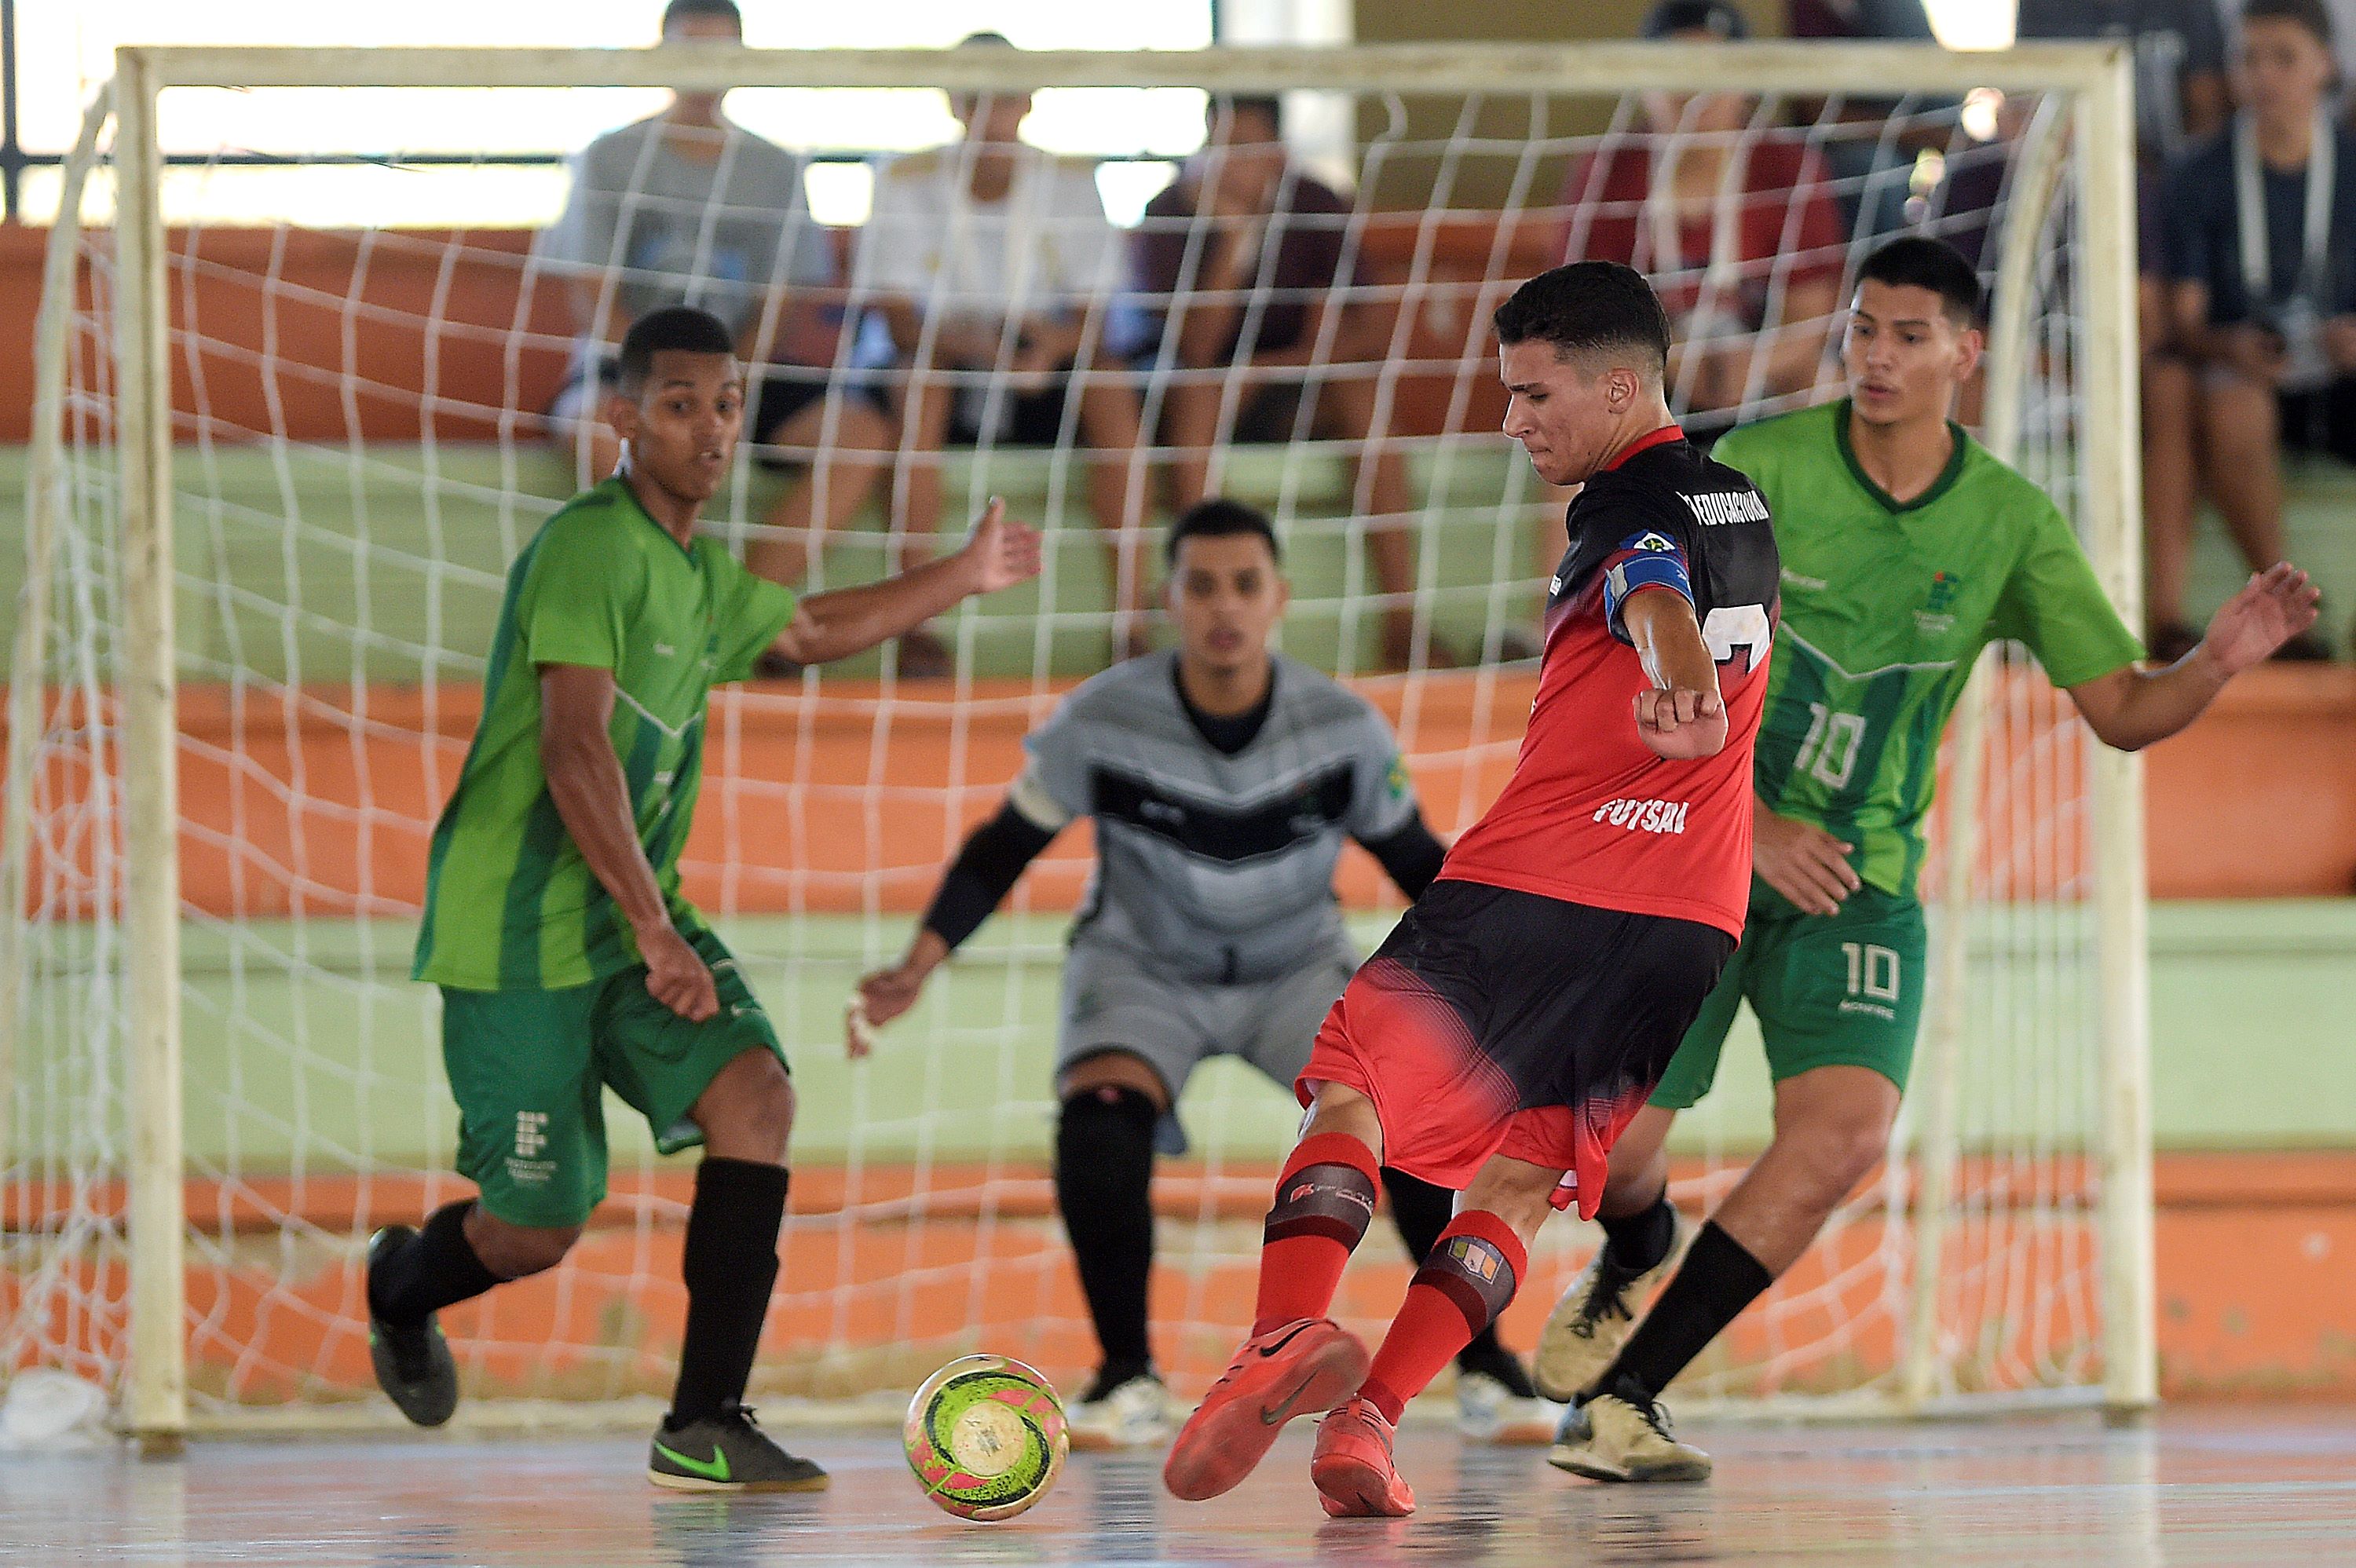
[116,40,2137,97]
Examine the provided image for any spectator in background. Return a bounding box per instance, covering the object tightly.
[1132,97,1450,671]
[2017,2,2232,663]
[858,33,1151,665]
[543,0,893,614]
[2016,0,2231,165]
[1556,0,1845,445]
[1784,0,1943,240]
[2148,0,2349,660]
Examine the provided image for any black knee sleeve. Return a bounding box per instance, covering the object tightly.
[1055,1084,1159,1197]
[1055,1084,1161,1372]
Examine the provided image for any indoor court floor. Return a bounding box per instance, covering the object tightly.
[3,1407,2351,1566]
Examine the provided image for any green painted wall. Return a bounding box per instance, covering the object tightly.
[13,903,2349,1181]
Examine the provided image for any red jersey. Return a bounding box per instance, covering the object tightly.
[1441,426,1780,938]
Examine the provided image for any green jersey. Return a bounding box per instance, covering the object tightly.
[412,477,797,991]
[1713,401,2142,900]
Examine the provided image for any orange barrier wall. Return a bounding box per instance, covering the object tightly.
[0,219,1542,445]
[8,1152,2348,1403]
[14,663,2356,920]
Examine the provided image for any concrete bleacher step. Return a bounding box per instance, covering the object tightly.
[2182,455,2356,655]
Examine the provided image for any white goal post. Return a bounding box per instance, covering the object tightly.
[10,39,2153,1446]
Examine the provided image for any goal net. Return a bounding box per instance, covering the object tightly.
[2,41,2151,1438]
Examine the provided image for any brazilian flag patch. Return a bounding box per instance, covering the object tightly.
[1387,755,1410,800]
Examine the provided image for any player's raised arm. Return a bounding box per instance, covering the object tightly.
[850,773,1071,1058]
[539,663,719,1023]
[1622,586,1727,759]
[2064,563,2321,751]
[772,498,1041,667]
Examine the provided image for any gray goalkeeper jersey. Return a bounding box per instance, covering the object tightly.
[1010,651,1420,985]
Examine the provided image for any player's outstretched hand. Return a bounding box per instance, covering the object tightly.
[960,498,1044,597]
[1633,685,1727,759]
[847,932,949,1058]
[847,963,925,1060]
[2200,562,2321,676]
[637,920,719,1022]
[1754,806,1860,917]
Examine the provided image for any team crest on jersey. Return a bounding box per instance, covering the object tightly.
[1915,570,1963,638]
[1386,755,1410,800]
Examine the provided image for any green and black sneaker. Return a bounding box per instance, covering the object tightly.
[365,1225,459,1428]
[649,1405,829,1493]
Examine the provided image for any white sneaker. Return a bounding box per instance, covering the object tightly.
[1454,1368,1564,1446]
[1531,1214,1689,1404]
[1546,1388,1712,1483]
[1066,1369,1176,1451]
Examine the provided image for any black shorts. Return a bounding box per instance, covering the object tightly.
[1144,374,1335,445]
[550,354,886,470]
[1302,879,1734,1214]
[2277,378,2356,466]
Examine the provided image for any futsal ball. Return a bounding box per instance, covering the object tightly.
[902,1354,1069,1521]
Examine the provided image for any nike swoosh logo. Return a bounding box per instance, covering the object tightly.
[655,1440,731,1482]
[1259,1375,1317,1427]
[1257,1321,1315,1358]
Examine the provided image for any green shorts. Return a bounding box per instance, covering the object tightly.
[1650,882,1926,1110]
[437,923,787,1228]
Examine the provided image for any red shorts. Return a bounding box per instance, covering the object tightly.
[1297,880,1734,1219]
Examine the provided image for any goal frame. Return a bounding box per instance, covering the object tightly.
[16,39,2153,1446]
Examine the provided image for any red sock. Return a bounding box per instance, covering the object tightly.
[1361,1209,1527,1424]
[1250,1131,1381,1336]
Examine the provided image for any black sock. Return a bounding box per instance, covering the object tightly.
[1381,1168,1511,1372]
[667,1158,789,1429]
[1055,1084,1160,1377]
[1601,1220,1773,1404]
[370,1200,503,1328]
[1597,1189,1678,1276]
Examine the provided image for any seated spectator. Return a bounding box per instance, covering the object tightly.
[2014,0,2230,166]
[1555,0,1844,444]
[2149,0,2347,660]
[856,33,1151,663]
[2017,0,2233,650]
[1132,96,1449,671]
[1783,0,1941,241]
[541,0,893,620]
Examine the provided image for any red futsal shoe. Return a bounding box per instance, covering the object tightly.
[1310,1395,1416,1518]
[1162,1318,1370,1502]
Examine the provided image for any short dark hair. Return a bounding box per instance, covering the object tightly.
[617,305,737,396]
[1639,0,1750,40]
[1493,261,1672,378]
[1854,236,1984,327]
[1165,499,1281,567]
[2243,0,2334,49]
[1209,94,1285,137]
[660,0,741,35]
[958,30,1016,49]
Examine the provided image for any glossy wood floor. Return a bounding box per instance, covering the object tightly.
[5,1409,2351,1566]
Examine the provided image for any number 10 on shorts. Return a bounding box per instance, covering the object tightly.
[1842,941,1901,1002]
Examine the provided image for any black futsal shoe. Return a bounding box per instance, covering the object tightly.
[365,1226,460,1427]
[649,1405,830,1493]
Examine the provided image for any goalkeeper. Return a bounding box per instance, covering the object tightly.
[853,499,1557,1451]
[369,305,1039,1492]
[1538,236,2318,1482]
